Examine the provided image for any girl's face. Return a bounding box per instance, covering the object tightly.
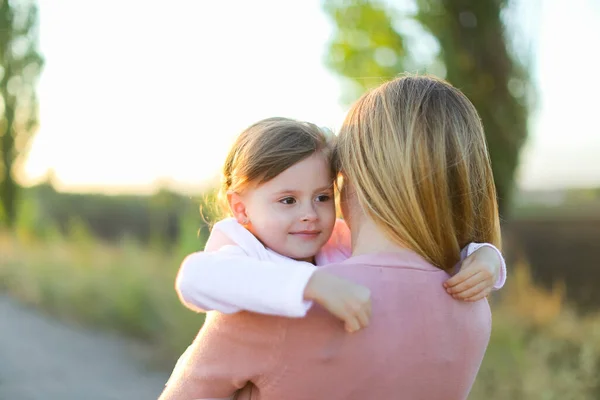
[239,152,336,262]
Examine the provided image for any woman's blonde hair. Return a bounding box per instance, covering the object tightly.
[334,74,501,271]
[218,117,334,216]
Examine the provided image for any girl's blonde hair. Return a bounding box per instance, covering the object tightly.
[218,117,334,216]
[334,74,501,271]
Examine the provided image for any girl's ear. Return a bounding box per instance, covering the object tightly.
[227,191,249,225]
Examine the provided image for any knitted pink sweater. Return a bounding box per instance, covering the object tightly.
[160,250,492,400]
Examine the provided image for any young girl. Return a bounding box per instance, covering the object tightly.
[175,117,506,332]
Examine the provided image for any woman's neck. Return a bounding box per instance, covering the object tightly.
[351,217,407,257]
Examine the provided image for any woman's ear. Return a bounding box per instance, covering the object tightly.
[227,191,249,225]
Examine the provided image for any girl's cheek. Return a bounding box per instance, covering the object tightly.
[270,210,292,226]
[321,201,336,214]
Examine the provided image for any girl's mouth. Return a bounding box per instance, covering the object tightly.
[290,230,321,238]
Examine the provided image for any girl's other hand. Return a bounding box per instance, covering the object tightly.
[443,246,501,302]
[304,270,372,333]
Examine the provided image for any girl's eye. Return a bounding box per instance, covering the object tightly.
[279,197,296,205]
[316,194,331,202]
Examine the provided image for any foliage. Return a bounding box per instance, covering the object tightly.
[323,0,533,215]
[0,223,208,366]
[20,182,216,247]
[0,0,44,227]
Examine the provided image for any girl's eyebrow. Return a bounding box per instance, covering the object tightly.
[273,189,300,197]
[274,185,334,196]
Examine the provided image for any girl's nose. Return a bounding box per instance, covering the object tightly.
[301,205,318,222]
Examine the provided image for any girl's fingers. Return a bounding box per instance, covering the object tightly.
[464,289,492,302]
[345,318,360,333]
[345,300,372,333]
[444,265,479,288]
[452,280,489,300]
[356,305,371,329]
[446,272,486,295]
[345,303,370,332]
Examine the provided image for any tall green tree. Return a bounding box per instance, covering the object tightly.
[0,0,43,228]
[324,0,531,215]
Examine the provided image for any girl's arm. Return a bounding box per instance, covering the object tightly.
[177,247,371,333]
[177,218,371,328]
[176,219,318,317]
[175,246,316,317]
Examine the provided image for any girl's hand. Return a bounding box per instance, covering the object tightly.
[304,270,371,333]
[443,246,501,302]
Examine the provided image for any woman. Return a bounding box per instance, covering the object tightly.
[160,74,500,400]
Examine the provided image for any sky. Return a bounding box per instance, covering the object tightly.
[22,0,600,195]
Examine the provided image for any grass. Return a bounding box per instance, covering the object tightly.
[0,225,206,366]
[1,226,599,398]
[470,261,600,399]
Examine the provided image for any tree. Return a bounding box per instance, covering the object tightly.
[323,0,532,215]
[0,0,43,228]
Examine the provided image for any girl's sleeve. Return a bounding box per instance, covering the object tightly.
[176,222,318,317]
[460,242,507,290]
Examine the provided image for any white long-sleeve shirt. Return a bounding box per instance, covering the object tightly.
[175,218,506,318]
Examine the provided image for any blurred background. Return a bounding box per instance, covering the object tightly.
[1,0,599,398]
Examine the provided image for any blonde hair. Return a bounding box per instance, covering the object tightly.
[334,74,501,271]
[218,117,334,215]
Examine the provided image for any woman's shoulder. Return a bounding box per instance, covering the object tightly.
[316,219,352,264]
[333,250,441,272]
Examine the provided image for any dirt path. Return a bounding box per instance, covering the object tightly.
[0,295,170,399]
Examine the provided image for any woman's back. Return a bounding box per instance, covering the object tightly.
[262,251,490,399]
[169,250,491,400]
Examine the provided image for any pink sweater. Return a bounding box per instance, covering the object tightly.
[160,250,492,400]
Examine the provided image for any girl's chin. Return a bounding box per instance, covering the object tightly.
[281,251,319,263]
